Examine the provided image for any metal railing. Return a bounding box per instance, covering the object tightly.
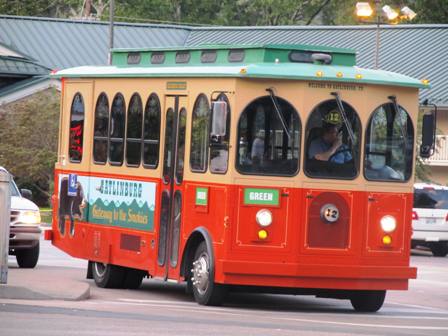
[424,135,448,166]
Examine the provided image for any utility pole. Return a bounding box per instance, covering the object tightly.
[0,170,11,284]
[108,0,115,65]
[374,0,381,70]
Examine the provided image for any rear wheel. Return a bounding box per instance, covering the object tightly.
[122,268,145,289]
[191,241,226,306]
[430,243,448,257]
[16,242,39,268]
[92,262,126,288]
[350,290,386,312]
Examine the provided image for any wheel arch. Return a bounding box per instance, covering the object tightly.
[180,227,214,279]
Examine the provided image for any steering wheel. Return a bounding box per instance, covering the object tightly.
[329,147,352,163]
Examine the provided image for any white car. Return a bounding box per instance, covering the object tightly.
[1,167,41,268]
[412,183,448,257]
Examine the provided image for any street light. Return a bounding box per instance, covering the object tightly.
[356,1,417,69]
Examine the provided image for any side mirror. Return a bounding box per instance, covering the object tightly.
[21,188,33,200]
[420,107,437,159]
[210,101,227,144]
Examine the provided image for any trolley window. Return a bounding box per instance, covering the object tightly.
[93,93,109,164]
[69,93,85,163]
[109,93,126,166]
[175,108,187,184]
[236,96,300,176]
[190,94,210,172]
[143,93,161,168]
[126,93,143,167]
[210,94,231,174]
[305,100,361,179]
[364,103,414,182]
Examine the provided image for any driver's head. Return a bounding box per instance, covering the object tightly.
[322,123,339,144]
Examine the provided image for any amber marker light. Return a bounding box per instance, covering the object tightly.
[240,68,247,74]
[382,235,392,245]
[258,230,268,240]
[355,73,363,80]
[316,71,324,77]
[421,79,430,86]
[336,72,343,78]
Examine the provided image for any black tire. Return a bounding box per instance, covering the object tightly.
[350,290,386,312]
[431,243,448,257]
[16,242,39,268]
[191,241,226,306]
[123,268,145,289]
[92,262,126,288]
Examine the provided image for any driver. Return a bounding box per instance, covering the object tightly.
[308,123,352,164]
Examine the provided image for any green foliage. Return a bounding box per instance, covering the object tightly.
[0,89,60,205]
[0,0,445,25]
[0,0,81,18]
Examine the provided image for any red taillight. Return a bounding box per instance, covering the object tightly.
[44,229,53,241]
[412,211,419,220]
[445,213,448,222]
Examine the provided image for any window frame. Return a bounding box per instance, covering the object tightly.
[125,92,143,168]
[235,95,301,177]
[189,93,210,173]
[142,93,161,169]
[303,99,362,180]
[210,93,231,175]
[68,92,85,163]
[108,92,126,166]
[175,108,187,184]
[92,92,109,165]
[363,102,414,183]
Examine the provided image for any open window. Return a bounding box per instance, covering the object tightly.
[364,103,414,182]
[236,96,300,176]
[304,99,361,179]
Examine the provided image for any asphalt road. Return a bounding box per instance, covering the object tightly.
[1,238,448,336]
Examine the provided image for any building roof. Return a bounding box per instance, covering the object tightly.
[0,56,49,76]
[0,15,447,105]
[186,25,448,106]
[0,15,190,70]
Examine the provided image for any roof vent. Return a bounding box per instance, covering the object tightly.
[311,53,332,65]
[127,52,141,65]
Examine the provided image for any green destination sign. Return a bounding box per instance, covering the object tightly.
[195,187,208,206]
[244,188,279,206]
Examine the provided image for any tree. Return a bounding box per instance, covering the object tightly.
[0,89,60,205]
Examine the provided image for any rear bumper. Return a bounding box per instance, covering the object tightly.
[412,230,448,242]
[219,260,416,290]
[9,226,41,251]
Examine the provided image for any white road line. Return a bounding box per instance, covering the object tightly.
[387,301,448,313]
[87,299,448,329]
[118,298,196,306]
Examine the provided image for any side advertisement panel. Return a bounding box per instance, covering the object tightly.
[58,174,156,232]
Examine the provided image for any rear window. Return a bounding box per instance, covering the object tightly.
[414,188,448,209]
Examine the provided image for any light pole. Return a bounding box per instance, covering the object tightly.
[356,1,417,69]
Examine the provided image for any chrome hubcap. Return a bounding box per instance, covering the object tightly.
[94,262,107,277]
[191,252,209,295]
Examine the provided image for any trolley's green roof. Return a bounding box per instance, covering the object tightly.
[52,44,428,89]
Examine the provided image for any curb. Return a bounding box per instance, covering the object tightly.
[0,283,90,301]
